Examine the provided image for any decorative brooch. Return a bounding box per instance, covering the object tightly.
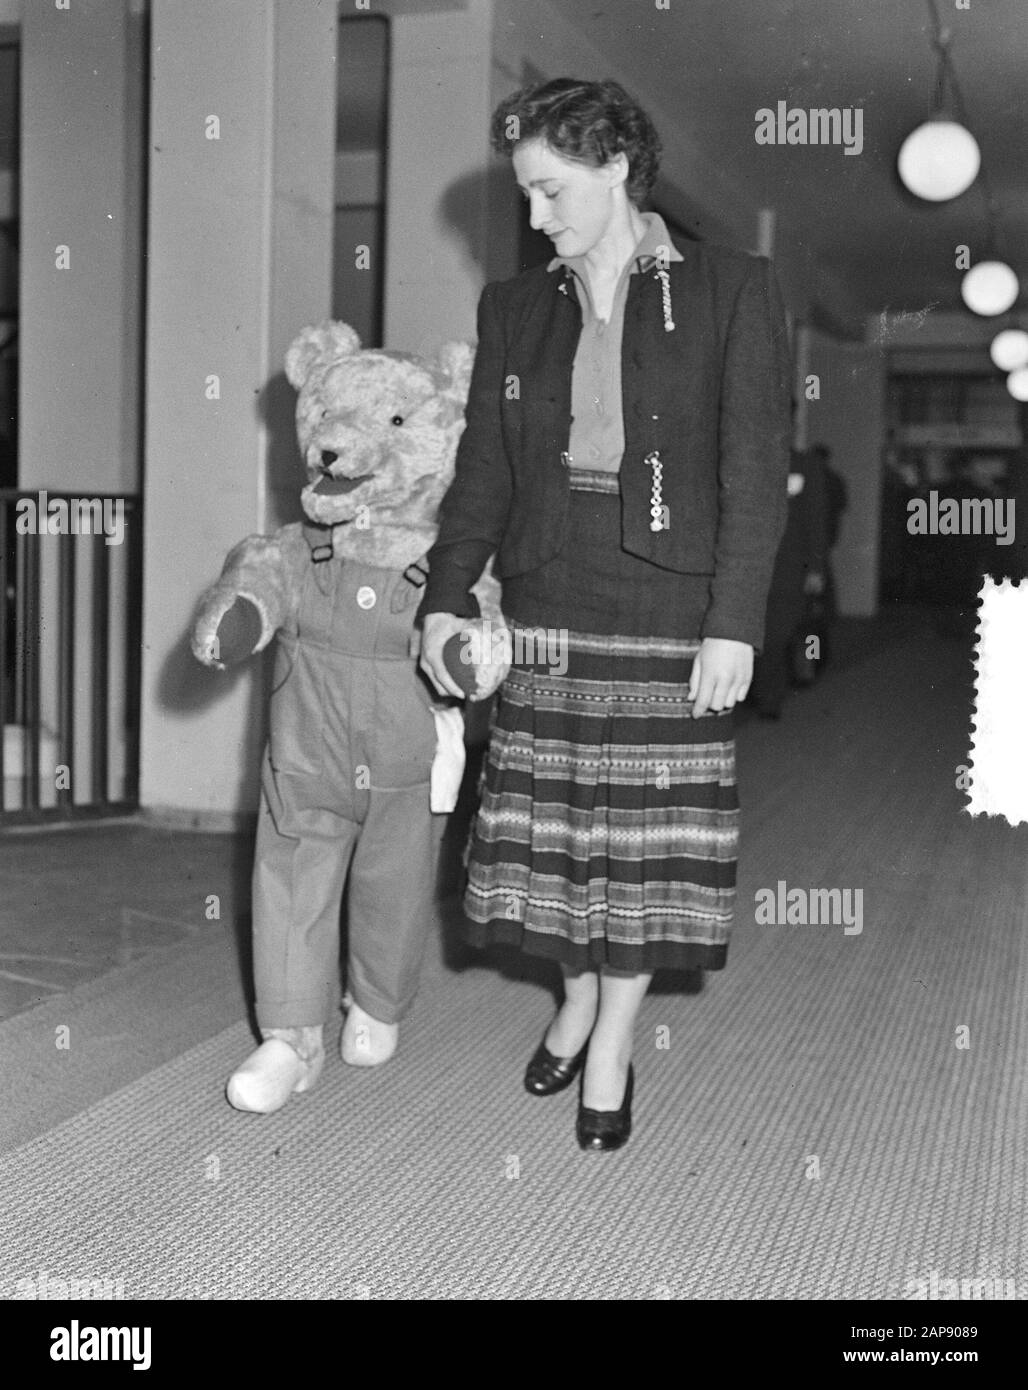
[653,268,675,331]
[645,450,666,532]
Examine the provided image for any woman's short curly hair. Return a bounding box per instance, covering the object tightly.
[489,77,662,206]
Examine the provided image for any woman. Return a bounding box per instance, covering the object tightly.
[418,78,792,1151]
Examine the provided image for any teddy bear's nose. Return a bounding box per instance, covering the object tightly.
[320,450,338,468]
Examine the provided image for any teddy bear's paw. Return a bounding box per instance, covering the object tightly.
[472,654,512,701]
[225,1027,325,1113]
[211,596,264,665]
[191,594,265,669]
[440,617,511,700]
[340,1002,399,1068]
[469,619,512,701]
[190,617,225,669]
[434,339,475,403]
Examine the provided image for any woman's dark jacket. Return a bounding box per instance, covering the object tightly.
[418,238,794,651]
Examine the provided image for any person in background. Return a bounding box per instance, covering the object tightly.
[798,442,847,676]
[416,77,791,1151]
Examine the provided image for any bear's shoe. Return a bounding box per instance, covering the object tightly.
[226,1026,325,1113]
[340,1000,398,1068]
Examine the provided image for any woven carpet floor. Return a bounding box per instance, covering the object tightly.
[2,617,1027,1300]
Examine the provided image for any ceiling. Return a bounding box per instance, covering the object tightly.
[6,0,1027,322]
[333,0,1027,326]
[550,0,1028,321]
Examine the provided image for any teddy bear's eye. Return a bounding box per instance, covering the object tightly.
[390,414,405,426]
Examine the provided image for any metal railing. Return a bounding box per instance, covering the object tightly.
[1,490,142,823]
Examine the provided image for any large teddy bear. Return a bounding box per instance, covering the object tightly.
[192,321,507,1114]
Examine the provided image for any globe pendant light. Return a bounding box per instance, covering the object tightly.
[897,12,980,202]
[1007,367,1028,402]
[897,117,980,201]
[990,328,1028,372]
[961,260,1020,317]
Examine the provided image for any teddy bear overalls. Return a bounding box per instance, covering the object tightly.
[250,526,444,1029]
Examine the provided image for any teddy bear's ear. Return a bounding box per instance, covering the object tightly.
[433,340,475,406]
[285,321,362,390]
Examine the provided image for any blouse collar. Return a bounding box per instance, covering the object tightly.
[547,210,685,278]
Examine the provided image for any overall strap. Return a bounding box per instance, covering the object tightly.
[391,555,429,614]
[301,519,342,565]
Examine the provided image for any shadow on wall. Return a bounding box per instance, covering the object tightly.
[439,166,494,278]
[156,365,301,725]
[154,618,270,816]
[156,504,275,819]
[439,163,539,285]
[260,370,306,530]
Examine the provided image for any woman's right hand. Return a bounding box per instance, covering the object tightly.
[419,612,470,698]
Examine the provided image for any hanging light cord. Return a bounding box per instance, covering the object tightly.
[924,0,1006,261]
[924,0,968,123]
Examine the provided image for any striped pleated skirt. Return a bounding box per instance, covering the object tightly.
[462,469,740,975]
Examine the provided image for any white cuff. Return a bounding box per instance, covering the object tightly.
[429,705,466,813]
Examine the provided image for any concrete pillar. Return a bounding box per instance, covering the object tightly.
[18,0,141,494]
[383,0,494,356]
[140,0,336,821]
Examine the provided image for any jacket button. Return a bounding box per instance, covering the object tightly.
[356,586,377,610]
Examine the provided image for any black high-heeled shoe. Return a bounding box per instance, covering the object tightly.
[523,1036,588,1096]
[576,1064,634,1151]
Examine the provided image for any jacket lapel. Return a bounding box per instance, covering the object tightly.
[532,268,582,404]
[624,251,711,433]
[510,270,582,465]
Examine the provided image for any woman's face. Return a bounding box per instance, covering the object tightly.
[512,138,627,259]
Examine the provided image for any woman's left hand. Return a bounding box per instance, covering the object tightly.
[688,637,754,717]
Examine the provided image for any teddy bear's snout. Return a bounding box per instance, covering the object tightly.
[307,437,382,498]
